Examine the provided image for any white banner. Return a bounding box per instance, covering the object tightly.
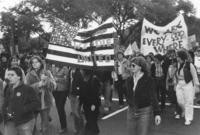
[141,15,188,55]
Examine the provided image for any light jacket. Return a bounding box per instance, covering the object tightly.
[26,69,56,109]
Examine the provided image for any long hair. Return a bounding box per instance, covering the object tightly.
[177,50,188,75]
[29,55,45,72]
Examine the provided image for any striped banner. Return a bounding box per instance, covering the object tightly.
[46,18,116,70]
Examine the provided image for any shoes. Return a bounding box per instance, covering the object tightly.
[184,120,192,126]
[174,114,180,119]
[181,112,185,118]
[59,128,67,134]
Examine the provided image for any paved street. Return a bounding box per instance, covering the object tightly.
[32,98,200,135]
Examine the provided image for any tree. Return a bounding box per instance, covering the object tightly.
[12,0,198,47]
[0,5,44,54]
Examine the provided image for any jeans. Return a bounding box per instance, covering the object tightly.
[155,77,166,109]
[103,80,112,109]
[83,104,100,135]
[127,106,152,135]
[53,91,67,129]
[69,95,84,134]
[4,119,35,135]
[115,75,126,105]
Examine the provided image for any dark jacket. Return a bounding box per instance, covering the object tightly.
[151,56,170,79]
[183,61,193,83]
[3,82,40,126]
[71,69,83,96]
[79,75,101,107]
[125,74,160,116]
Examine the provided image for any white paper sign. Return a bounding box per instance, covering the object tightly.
[141,15,188,55]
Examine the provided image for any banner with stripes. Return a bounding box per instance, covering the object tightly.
[46,18,116,70]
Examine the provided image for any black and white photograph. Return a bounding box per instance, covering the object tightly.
[0,0,200,135]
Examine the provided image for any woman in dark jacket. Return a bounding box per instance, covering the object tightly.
[125,56,161,135]
[79,69,101,135]
[3,67,40,135]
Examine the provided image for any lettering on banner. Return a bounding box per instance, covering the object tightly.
[141,17,187,54]
[77,54,112,63]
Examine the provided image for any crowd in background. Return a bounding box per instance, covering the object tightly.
[0,47,199,135]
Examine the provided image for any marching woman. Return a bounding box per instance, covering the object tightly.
[125,56,161,135]
[26,56,56,134]
[176,50,199,125]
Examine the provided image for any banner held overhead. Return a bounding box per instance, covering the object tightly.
[140,15,188,55]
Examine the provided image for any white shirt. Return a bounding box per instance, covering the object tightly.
[133,72,144,91]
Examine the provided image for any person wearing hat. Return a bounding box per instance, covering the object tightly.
[125,56,161,135]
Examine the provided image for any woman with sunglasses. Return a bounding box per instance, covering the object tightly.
[125,56,161,135]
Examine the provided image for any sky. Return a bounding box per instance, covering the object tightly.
[0,0,200,16]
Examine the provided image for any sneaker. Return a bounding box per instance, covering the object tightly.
[59,128,67,134]
[184,120,191,125]
[175,114,180,119]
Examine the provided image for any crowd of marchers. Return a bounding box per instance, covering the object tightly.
[0,48,199,135]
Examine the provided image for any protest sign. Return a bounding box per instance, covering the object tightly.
[46,18,115,70]
[124,44,133,56]
[124,41,139,56]
[141,15,188,55]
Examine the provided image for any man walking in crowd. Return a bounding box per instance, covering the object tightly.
[2,67,40,135]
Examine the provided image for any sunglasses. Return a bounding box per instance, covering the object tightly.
[130,63,137,68]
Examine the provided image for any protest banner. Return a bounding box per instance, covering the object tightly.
[140,15,188,55]
[46,18,115,70]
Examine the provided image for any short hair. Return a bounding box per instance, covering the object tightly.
[154,54,163,61]
[7,67,23,81]
[131,56,147,73]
